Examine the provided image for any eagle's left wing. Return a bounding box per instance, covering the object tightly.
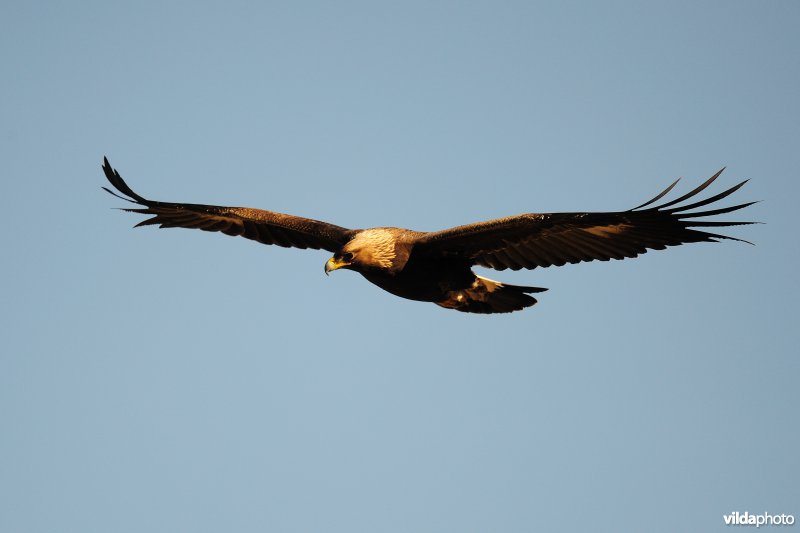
[414,169,756,271]
[103,158,354,252]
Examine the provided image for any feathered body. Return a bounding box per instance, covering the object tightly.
[103,159,755,314]
[325,228,545,313]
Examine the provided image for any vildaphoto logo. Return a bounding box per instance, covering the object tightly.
[723,511,795,527]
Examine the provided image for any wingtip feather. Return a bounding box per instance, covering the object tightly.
[630,177,681,210]
[101,157,150,205]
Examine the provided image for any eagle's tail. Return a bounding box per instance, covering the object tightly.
[437,275,547,314]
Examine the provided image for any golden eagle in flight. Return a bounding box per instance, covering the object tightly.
[103,158,755,314]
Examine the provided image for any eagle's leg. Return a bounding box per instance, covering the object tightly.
[436,275,547,314]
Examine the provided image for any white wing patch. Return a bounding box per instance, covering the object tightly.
[581,223,632,238]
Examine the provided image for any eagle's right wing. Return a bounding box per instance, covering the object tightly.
[103,158,354,253]
[414,169,756,270]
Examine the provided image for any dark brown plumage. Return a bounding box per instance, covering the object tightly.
[103,158,755,314]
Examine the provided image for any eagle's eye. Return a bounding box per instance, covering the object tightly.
[341,252,354,262]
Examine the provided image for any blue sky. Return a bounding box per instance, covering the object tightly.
[1,1,798,532]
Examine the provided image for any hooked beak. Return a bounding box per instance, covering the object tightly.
[324,256,350,276]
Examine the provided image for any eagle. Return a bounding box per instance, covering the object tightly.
[102,158,755,314]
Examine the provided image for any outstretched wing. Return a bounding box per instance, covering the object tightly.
[415,168,757,270]
[103,158,354,252]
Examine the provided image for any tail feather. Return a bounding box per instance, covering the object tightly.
[437,275,547,314]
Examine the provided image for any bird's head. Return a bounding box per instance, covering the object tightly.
[324,229,399,275]
[324,251,355,275]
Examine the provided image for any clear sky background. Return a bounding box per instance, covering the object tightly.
[1,1,797,532]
